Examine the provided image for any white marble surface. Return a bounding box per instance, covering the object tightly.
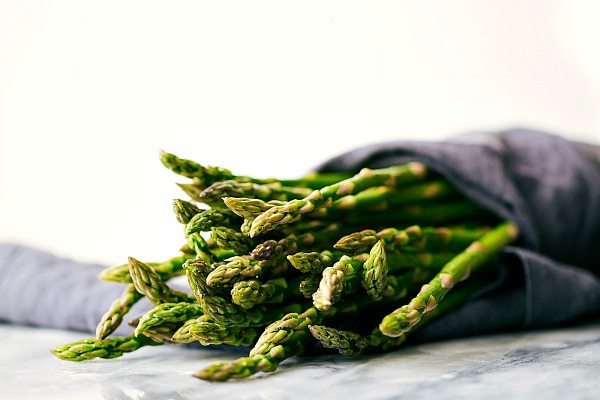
[1,322,599,400]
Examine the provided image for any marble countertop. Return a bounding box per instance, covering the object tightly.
[1,322,599,400]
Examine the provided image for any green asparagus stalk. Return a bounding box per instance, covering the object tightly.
[126,316,182,344]
[335,225,487,255]
[51,335,160,362]
[185,208,242,235]
[210,227,253,254]
[224,180,454,221]
[315,179,458,215]
[201,295,304,328]
[134,302,204,337]
[402,225,489,252]
[250,223,343,260]
[161,151,234,186]
[308,325,368,356]
[379,221,518,337]
[95,285,143,339]
[334,230,383,255]
[249,163,428,237]
[161,151,351,190]
[184,259,223,303]
[172,199,202,224]
[312,256,365,311]
[298,274,321,298]
[222,197,285,220]
[177,182,205,202]
[287,250,340,274]
[230,276,305,309]
[205,255,288,286]
[342,200,491,226]
[194,341,305,381]
[170,318,202,344]
[240,219,252,236]
[283,171,354,189]
[187,233,235,262]
[128,257,194,305]
[362,240,388,300]
[199,180,312,208]
[250,308,320,357]
[99,254,192,284]
[189,319,259,346]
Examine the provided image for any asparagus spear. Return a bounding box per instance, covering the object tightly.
[210,227,253,254]
[177,182,205,202]
[224,180,454,221]
[194,342,305,381]
[379,221,518,337]
[402,225,489,252]
[185,208,242,235]
[222,197,285,220]
[312,251,458,311]
[240,219,252,236]
[335,225,487,255]
[161,151,234,186]
[313,256,365,311]
[315,179,458,215]
[283,171,353,189]
[95,285,143,339]
[287,250,340,273]
[128,257,195,305]
[205,255,288,286]
[343,200,491,226]
[230,278,288,309]
[199,181,312,208]
[308,325,368,356]
[170,318,201,344]
[189,319,259,346]
[99,254,192,284]
[187,232,235,263]
[184,259,223,303]
[128,318,181,343]
[334,230,382,255]
[134,302,204,337]
[249,163,428,237]
[250,224,343,260]
[298,274,321,298]
[51,335,160,362]
[161,151,351,189]
[201,295,304,327]
[230,275,310,309]
[362,240,388,300]
[250,307,320,357]
[172,199,202,224]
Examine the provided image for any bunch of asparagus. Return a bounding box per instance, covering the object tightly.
[51,152,518,381]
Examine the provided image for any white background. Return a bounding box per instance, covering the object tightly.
[1,0,599,265]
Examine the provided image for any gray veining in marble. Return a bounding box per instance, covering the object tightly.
[1,322,599,400]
